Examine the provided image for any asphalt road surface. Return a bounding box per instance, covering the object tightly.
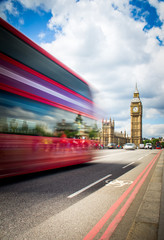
[0,149,160,240]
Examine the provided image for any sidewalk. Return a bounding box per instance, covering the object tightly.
[158,150,164,240]
[126,150,164,240]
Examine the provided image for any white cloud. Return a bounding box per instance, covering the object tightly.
[38,32,45,39]
[40,1,150,114]
[143,124,164,138]
[1,0,164,138]
[0,0,19,19]
[148,0,164,21]
[17,0,48,11]
[144,108,160,119]
[115,118,131,138]
[19,18,24,25]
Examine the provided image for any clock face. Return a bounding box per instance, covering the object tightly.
[133,106,138,112]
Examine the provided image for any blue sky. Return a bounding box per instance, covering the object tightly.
[1,0,164,44]
[1,1,54,43]
[1,0,164,138]
[130,0,163,29]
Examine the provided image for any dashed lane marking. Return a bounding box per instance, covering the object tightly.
[67,174,112,198]
[122,162,135,169]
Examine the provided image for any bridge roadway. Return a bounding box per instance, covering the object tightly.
[0,149,163,240]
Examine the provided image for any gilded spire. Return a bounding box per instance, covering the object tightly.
[133,83,140,99]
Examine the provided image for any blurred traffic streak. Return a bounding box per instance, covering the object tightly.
[0,18,99,178]
[0,134,99,178]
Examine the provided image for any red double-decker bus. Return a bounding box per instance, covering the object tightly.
[0,18,98,178]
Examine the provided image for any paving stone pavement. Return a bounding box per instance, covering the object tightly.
[126,150,164,240]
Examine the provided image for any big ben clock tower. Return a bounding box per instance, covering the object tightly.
[130,84,142,147]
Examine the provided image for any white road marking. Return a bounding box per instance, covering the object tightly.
[93,155,114,159]
[138,153,150,161]
[67,174,112,198]
[106,179,133,187]
[122,162,135,169]
[145,153,151,157]
[93,151,128,160]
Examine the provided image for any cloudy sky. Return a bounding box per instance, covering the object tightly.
[1,0,164,138]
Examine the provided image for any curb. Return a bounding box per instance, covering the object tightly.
[126,150,164,240]
[158,150,164,240]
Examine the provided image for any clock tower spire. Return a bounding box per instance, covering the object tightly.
[130,84,142,147]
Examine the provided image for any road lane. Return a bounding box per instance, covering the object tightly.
[67,173,112,198]
[122,162,135,169]
[0,149,158,240]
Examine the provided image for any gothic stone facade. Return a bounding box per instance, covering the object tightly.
[100,118,130,147]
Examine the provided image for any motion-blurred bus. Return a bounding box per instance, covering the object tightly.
[0,18,98,178]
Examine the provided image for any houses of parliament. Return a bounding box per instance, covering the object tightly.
[100,85,143,147]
